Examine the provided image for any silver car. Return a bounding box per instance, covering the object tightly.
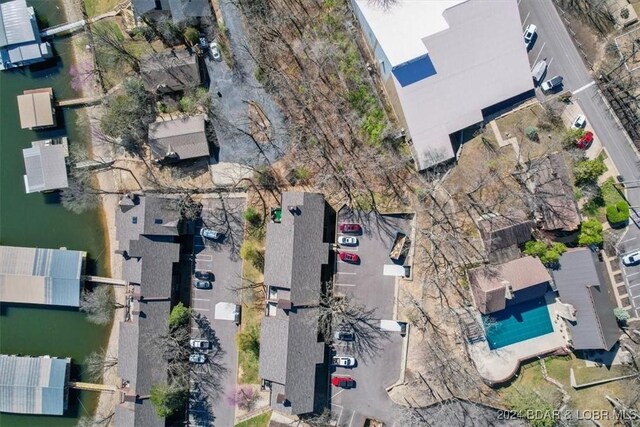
[200,228,220,240]
[190,339,210,349]
[332,356,356,367]
[189,354,206,364]
[210,42,221,61]
[338,236,358,246]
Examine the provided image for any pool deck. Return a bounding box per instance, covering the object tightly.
[467,293,569,385]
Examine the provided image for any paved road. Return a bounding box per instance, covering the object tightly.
[189,196,245,427]
[520,0,640,314]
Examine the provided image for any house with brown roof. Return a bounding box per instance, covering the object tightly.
[469,256,552,314]
[148,115,210,162]
[477,211,533,263]
[140,48,201,94]
[17,88,55,129]
[530,152,581,232]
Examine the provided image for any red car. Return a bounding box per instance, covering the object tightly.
[339,252,359,263]
[331,376,355,388]
[577,131,593,149]
[339,223,361,233]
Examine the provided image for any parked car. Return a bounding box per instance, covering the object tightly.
[339,223,361,234]
[210,42,221,60]
[622,250,640,266]
[190,339,211,349]
[334,329,355,341]
[617,175,626,184]
[339,252,359,263]
[233,304,241,325]
[189,354,207,364]
[194,280,212,290]
[531,60,547,84]
[199,36,207,50]
[571,114,587,129]
[332,356,356,367]
[541,75,563,92]
[523,24,537,47]
[194,271,213,280]
[338,236,358,246]
[331,376,355,388]
[576,131,593,149]
[200,228,221,240]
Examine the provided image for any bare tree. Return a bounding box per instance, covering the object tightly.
[79,286,124,326]
[83,349,118,383]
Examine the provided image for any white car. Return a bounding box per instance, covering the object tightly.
[622,250,640,266]
[332,356,356,367]
[190,339,210,349]
[189,354,207,364]
[210,42,221,61]
[338,236,358,246]
[571,114,586,129]
[523,24,536,47]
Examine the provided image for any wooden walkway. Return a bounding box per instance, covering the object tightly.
[55,96,102,107]
[69,382,117,392]
[83,275,128,286]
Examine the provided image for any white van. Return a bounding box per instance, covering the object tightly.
[531,60,547,84]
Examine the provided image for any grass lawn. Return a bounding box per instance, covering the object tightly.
[84,0,120,17]
[501,355,635,426]
[581,177,626,221]
[237,229,265,385]
[573,364,635,384]
[235,411,271,427]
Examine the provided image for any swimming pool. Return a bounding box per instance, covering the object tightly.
[482,297,554,350]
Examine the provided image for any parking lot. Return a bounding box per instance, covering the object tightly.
[330,210,413,427]
[189,196,245,427]
[618,235,640,317]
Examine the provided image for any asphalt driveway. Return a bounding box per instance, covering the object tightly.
[330,210,413,427]
[189,196,245,427]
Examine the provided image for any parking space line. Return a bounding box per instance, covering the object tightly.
[194,308,210,311]
[621,237,638,244]
[548,57,554,67]
[338,247,359,252]
[336,272,356,275]
[330,404,344,425]
[193,298,209,301]
[628,282,640,288]
[348,410,355,427]
[196,254,213,261]
[632,294,640,300]
[522,11,530,26]
[532,42,546,65]
[331,388,345,399]
[573,81,595,95]
[335,283,356,287]
[626,271,640,278]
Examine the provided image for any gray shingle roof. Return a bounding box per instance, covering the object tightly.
[0,245,84,307]
[264,192,329,306]
[0,355,70,415]
[478,211,532,253]
[260,192,329,415]
[132,0,211,22]
[148,115,210,161]
[22,144,69,193]
[531,153,581,231]
[552,248,620,350]
[116,195,181,252]
[141,48,200,93]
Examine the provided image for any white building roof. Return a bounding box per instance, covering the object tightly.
[353,0,466,66]
[23,144,69,193]
[353,0,534,169]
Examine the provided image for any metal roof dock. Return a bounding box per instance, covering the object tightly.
[22,138,69,194]
[17,88,56,130]
[0,0,52,70]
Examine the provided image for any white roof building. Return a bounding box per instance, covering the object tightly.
[352,0,534,169]
[22,139,69,194]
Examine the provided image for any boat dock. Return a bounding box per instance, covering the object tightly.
[69,381,117,392]
[55,96,103,107]
[83,275,129,286]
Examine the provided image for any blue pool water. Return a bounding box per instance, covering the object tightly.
[482,297,554,350]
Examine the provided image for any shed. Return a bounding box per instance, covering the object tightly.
[17,88,55,129]
[0,354,71,415]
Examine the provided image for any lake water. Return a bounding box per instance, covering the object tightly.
[0,1,110,425]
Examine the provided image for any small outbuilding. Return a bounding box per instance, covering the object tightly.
[17,88,55,130]
[0,354,71,415]
[148,115,210,162]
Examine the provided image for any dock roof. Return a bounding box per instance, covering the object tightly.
[148,115,210,161]
[17,90,54,129]
[0,355,70,415]
[22,144,69,193]
[0,0,36,47]
[0,245,84,307]
[552,248,620,351]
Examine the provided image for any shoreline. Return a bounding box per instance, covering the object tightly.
[60,0,124,421]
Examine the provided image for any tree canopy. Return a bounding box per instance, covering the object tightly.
[168,302,192,329]
[150,383,187,418]
[578,219,604,246]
